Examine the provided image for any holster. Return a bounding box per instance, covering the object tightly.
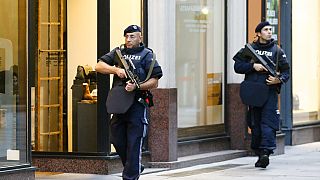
[137,90,154,107]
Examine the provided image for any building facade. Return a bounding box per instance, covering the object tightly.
[1,0,320,177]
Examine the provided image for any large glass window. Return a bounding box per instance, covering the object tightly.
[292,0,320,125]
[176,0,225,135]
[0,0,29,167]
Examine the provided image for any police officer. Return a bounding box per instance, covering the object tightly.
[95,25,162,179]
[233,21,290,168]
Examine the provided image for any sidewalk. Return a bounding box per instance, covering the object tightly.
[36,142,320,180]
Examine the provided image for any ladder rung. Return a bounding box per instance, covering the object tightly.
[40,77,61,81]
[39,50,66,53]
[41,22,61,25]
[40,131,61,136]
[40,104,60,108]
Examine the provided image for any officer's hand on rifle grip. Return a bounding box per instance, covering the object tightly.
[253,63,267,72]
[266,75,281,85]
[125,81,136,92]
[116,68,127,79]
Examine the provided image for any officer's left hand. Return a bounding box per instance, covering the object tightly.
[125,81,136,92]
[266,75,281,85]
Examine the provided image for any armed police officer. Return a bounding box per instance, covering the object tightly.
[233,21,290,168]
[95,25,162,180]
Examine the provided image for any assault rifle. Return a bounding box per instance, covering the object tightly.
[115,47,141,89]
[243,43,284,83]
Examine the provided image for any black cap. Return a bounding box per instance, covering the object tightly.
[255,21,271,33]
[123,25,141,36]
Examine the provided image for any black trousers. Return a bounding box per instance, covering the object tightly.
[248,90,279,154]
[110,102,148,180]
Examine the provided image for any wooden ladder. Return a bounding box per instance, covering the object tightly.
[35,0,65,151]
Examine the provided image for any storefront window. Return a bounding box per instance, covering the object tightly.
[176,0,225,131]
[292,0,320,125]
[0,0,29,167]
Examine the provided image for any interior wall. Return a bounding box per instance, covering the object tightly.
[110,0,141,48]
[67,0,97,151]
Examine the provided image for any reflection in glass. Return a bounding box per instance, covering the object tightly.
[176,0,225,128]
[0,0,28,166]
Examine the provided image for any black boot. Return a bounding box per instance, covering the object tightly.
[255,156,262,167]
[254,150,262,168]
[259,149,270,168]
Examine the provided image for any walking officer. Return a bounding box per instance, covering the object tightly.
[95,25,163,179]
[233,21,290,168]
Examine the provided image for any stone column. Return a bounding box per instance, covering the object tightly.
[148,88,177,162]
[226,84,248,150]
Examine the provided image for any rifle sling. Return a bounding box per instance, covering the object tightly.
[140,52,156,84]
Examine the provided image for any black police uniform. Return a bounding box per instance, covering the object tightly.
[233,39,290,163]
[99,43,162,179]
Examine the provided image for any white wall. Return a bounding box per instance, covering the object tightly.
[67,0,97,151]
[227,0,247,84]
[148,0,176,88]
